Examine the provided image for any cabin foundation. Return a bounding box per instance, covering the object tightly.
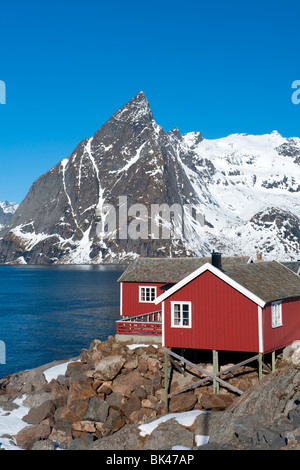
[163,347,279,411]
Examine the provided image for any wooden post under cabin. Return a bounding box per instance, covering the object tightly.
[164,350,169,412]
[271,351,276,372]
[213,350,219,393]
[258,353,263,380]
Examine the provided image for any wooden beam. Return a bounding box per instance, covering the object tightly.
[164,348,243,395]
[272,351,276,372]
[164,350,169,412]
[213,350,219,394]
[258,353,263,380]
[168,353,260,397]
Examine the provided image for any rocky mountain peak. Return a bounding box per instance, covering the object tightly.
[112,90,154,125]
[0,93,300,264]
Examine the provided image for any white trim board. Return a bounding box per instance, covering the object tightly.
[154,262,266,308]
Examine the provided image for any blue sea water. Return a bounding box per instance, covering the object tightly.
[0,264,126,379]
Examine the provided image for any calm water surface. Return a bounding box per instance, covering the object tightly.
[0,265,126,378]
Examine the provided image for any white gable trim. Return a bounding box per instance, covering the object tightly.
[258,306,264,353]
[154,262,266,308]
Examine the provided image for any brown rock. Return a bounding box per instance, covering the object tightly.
[147,357,160,372]
[97,381,112,395]
[122,395,141,420]
[137,358,148,374]
[169,391,197,413]
[199,393,230,410]
[124,357,138,370]
[92,355,125,380]
[102,411,125,433]
[72,420,96,433]
[169,381,180,393]
[49,422,73,446]
[112,370,144,397]
[134,385,147,399]
[141,395,159,410]
[50,382,69,408]
[60,399,90,423]
[88,339,102,352]
[23,399,55,425]
[15,420,51,450]
[152,370,162,391]
[106,392,126,409]
[129,407,157,424]
[155,388,165,401]
[67,376,96,406]
[146,345,158,355]
[80,348,89,363]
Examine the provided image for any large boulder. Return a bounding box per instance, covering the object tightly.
[15,420,51,450]
[67,376,96,405]
[88,424,142,450]
[83,396,109,422]
[204,364,300,449]
[112,370,145,397]
[169,391,197,413]
[23,399,55,425]
[142,419,194,450]
[91,355,125,381]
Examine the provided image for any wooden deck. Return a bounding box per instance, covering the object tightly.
[116,310,162,336]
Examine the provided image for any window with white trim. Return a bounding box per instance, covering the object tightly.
[171,301,191,327]
[139,286,157,303]
[271,301,282,328]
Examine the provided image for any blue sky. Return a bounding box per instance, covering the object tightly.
[0,0,299,203]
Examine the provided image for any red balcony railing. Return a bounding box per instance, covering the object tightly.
[116,310,162,336]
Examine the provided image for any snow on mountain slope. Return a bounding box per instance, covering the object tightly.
[0,92,299,264]
[0,201,18,229]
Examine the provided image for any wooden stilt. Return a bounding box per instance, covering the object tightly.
[180,348,185,383]
[164,347,244,395]
[213,350,219,394]
[164,350,169,412]
[258,353,263,380]
[272,350,276,372]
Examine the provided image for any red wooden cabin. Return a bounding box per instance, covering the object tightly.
[116,254,251,336]
[154,259,300,355]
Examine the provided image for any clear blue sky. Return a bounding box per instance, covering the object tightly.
[0,0,299,203]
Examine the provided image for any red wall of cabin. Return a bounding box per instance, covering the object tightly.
[163,270,260,352]
[262,297,300,353]
[121,282,164,317]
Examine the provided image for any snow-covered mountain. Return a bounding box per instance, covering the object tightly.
[0,201,18,230]
[0,91,299,264]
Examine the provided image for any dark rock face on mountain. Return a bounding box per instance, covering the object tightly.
[0,92,300,264]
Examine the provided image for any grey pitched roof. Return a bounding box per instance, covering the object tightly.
[117,256,250,283]
[223,261,300,304]
[119,257,300,304]
[280,261,300,275]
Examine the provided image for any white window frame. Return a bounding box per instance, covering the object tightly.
[271,301,282,328]
[139,286,157,303]
[171,301,192,328]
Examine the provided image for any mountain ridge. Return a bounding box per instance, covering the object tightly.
[0,91,300,264]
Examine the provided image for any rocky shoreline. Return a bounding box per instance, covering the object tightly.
[1,336,300,450]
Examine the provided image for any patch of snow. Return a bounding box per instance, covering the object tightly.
[0,394,30,450]
[43,361,74,383]
[138,410,209,437]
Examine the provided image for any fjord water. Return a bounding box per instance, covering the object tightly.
[0,265,125,378]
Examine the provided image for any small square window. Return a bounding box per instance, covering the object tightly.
[171,302,191,328]
[139,286,156,303]
[271,301,282,328]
